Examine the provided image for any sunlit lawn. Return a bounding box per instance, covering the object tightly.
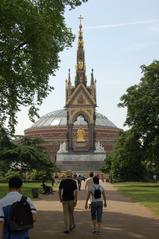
[115,182,159,217]
[0,182,56,199]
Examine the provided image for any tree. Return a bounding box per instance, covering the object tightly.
[0,134,58,177]
[0,0,87,133]
[0,126,13,176]
[112,130,144,181]
[103,60,159,181]
[0,126,13,148]
[119,60,159,172]
[104,130,144,181]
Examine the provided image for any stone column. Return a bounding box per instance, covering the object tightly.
[89,124,94,151]
[68,124,73,151]
[93,127,96,150]
[93,111,96,151]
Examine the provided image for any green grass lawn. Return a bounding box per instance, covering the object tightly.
[0,182,55,199]
[115,182,159,217]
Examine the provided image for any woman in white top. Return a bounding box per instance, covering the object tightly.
[85,176,107,235]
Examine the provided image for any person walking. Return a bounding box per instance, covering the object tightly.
[85,172,94,191]
[85,172,94,208]
[0,176,37,239]
[85,176,107,235]
[77,175,82,190]
[58,170,78,234]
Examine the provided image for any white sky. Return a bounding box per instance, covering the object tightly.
[15,0,159,135]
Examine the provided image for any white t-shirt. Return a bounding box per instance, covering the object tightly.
[85,177,93,191]
[89,184,104,202]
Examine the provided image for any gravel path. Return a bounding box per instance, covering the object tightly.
[30,182,159,239]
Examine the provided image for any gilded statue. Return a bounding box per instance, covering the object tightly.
[76,127,86,142]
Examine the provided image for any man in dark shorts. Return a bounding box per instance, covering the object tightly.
[58,170,78,234]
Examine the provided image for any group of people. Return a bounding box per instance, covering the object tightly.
[0,171,107,238]
[59,171,107,235]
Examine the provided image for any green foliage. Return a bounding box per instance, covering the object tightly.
[103,130,144,181]
[0,126,13,148]
[28,168,58,181]
[117,130,143,181]
[4,170,21,180]
[0,131,58,177]
[101,154,111,173]
[0,144,53,171]
[0,126,14,176]
[18,136,45,146]
[119,60,159,172]
[104,60,159,181]
[0,0,87,133]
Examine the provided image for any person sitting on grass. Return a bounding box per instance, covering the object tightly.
[41,182,53,194]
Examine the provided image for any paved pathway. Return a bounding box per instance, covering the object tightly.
[30,182,159,239]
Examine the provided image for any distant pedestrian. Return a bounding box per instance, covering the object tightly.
[77,175,82,190]
[153,174,157,183]
[55,174,59,185]
[0,176,37,239]
[58,170,78,234]
[85,176,107,235]
[85,172,94,191]
[51,176,55,187]
[73,174,78,188]
[101,173,105,182]
[85,172,94,208]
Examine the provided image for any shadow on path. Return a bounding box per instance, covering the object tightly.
[31,210,159,239]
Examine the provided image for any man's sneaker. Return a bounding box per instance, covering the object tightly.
[92,230,96,234]
[63,230,69,234]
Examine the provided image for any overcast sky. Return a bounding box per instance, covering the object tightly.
[15,0,159,135]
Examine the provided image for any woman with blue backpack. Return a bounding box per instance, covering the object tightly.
[85,175,107,235]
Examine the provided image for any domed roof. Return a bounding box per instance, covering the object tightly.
[29,109,117,129]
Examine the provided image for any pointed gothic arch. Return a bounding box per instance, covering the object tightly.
[72,111,90,125]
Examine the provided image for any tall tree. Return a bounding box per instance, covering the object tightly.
[119,60,159,171]
[0,0,87,133]
[102,130,144,181]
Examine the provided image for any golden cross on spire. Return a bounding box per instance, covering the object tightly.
[78,15,84,26]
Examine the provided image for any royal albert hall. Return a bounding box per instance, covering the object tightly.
[24,19,119,165]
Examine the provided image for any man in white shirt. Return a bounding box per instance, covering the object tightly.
[85,172,94,191]
[85,172,94,208]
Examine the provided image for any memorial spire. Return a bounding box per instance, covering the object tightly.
[75,15,87,86]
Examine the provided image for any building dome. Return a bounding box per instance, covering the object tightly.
[29,109,117,129]
[25,108,119,161]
